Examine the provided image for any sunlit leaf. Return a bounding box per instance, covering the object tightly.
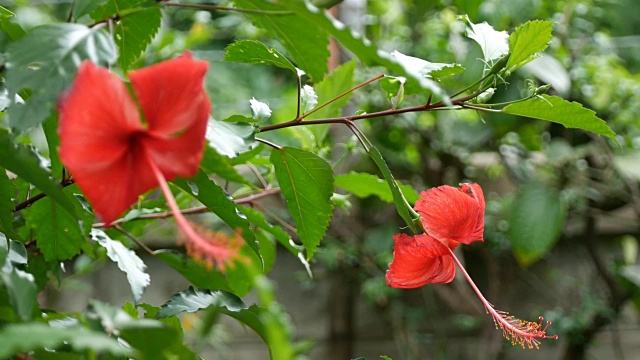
[91,229,150,304]
[249,97,272,122]
[502,95,616,141]
[460,15,509,62]
[390,51,463,79]
[224,40,296,73]
[157,287,245,318]
[507,20,553,72]
[206,117,256,157]
[5,23,116,131]
[335,171,419,204]
[300,85,318,113]
[508,184,566,266]
[270,147,334,258]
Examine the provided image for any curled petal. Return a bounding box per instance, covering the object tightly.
[130,52,210,180]
[385,234,455,288]
[415,183,485,246]
[58,61,154,224]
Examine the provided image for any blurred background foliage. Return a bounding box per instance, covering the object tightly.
[2,0,640,359]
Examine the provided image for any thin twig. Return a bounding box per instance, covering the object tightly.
[256,137,282,150]
[113,224,155,256]
[13,179,75,212]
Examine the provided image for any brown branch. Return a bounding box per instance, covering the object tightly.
[13,179,75,212]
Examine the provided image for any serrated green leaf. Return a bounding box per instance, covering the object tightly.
[171,171,260,256]
[224,40,296,73]
[368,147,417,234]
[91,229,150,304]
[0,323,128,359]
[0,129,77,216]
[157,287,246,318]
[232,0,329,81]
[155,250,232,291]
[5,23,116,131]
[502,95,616,141]
[507,20,553,72]
[460,15,509,62]
[22,194,85,261]
[73,0,110,20]
[335,171,419,204]
[270,147,334,258]
[115,7,161,70]
[207,117,256,157]
[508,184,566,266]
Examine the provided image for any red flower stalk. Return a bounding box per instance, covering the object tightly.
[386,183,557,348]
[58,53,242,270]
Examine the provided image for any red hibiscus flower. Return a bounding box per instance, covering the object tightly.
[58,53,241,270]
[386,183,484,288]
[386,183,557,348]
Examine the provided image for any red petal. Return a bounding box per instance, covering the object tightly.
[129,52,210,180]
[414,183,485,246]
[385,234,456,288]
[58,61,155,224]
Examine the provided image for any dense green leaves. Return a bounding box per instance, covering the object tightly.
[5,23,116,131]
[270,147,334,258]
[502,94,617,141]
[0,236,36,321]
[507,20,553,72]
[225,40,297,73]
[335,171,420,205]
[155,250,233,291]
[92,229,150,304]
[0,130,77,216]
[0,323,128,358]
[508,184,566,266]
[232,0,329,81]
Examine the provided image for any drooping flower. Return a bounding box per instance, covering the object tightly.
[58,53,242,269]
[386,183,557,348]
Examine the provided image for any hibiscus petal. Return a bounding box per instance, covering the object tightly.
[385,233,456,288]
[414,183,485,246]
[58,61,153,224]
[129,52,210,180]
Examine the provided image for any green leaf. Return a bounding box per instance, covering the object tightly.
[155,250,232,291]
[232,0,329,81]
[508,184,566,266]
[506,20,553,72]
[0,6,14,18]
[0,16,25,41]
[72,0,110,20]
[207,117,256,157]
[0,323,128,358]
[91,229,150,304]
[200,146,250,185]
[460,15,509,62]
[380,76,405,107]
[22,193,85,261]
[172,171,260,256]
[1,268,36,321]
[42,116,62,179]
[368,147,417,234]
[270,147,334,258]
[224,40,297,73]
[502,95,617,141]
[0,169,14,235]
[0,130,77,216]
[157,287,246,318]
[335,171,419,204]
[5,23,117,131]
[114,6,162,70]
